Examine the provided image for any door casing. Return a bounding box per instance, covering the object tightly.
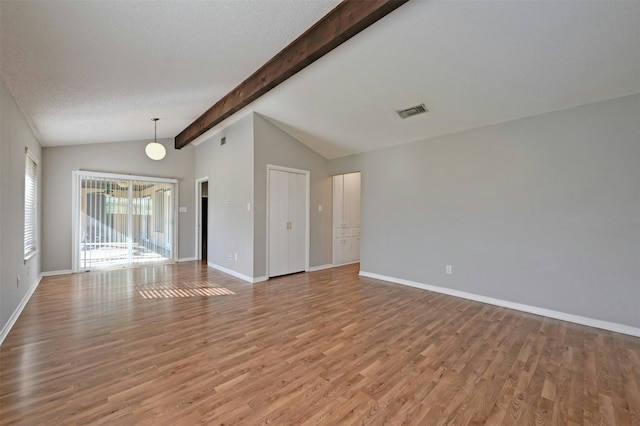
[266,164,310,277]
[194,176,209,261]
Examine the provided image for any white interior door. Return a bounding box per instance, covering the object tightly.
[269,170,289,277]
[269,169,307,277]
[288,172,306,273]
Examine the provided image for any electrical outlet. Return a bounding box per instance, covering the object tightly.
[446,265,452,275]
[17,275,20,287]
[234,253,238,261]
[318,205,323,212]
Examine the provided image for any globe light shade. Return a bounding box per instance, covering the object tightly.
[145,142,166,160]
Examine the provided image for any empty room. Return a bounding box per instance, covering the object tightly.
[1,0,639,424]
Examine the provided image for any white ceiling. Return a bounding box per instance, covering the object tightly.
[2,1,639,159]
[0,0,340,145]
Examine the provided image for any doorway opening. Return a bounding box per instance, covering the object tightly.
[195,177,209,264]
[332,172,361,266]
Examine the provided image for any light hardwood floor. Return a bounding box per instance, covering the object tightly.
[1,262,639,425]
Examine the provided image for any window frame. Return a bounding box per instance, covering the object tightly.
[24,148,39,260]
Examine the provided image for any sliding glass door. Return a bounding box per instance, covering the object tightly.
[72,171,177,271]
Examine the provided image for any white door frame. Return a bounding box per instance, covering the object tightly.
[194,176,209,261]
[266,164,310,277]
[71,170,178,272]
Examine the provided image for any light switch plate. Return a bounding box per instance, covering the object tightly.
[179,206,187,213]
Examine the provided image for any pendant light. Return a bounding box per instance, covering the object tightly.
[145,118,166,160]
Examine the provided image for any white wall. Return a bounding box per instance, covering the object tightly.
[0,80,42,338]
[42,138,196,272]
[329,94,640,329]
[253,113,332,276]
[193,112,333,280]
[195,114,255,278]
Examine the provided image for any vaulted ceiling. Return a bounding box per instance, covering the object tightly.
[2,1,639,159]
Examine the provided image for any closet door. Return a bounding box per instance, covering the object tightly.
[288,172,306,274]
[269,170,289,277]
[269,169,307,277]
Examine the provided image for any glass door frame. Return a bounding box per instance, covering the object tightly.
[71,170,179,272]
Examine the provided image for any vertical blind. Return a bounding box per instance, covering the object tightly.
[24,149,38,259]
[73,171,176,271]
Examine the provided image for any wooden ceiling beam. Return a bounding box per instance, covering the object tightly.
[175,0,409,149]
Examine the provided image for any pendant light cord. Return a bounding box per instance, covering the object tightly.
[153,117,159,143]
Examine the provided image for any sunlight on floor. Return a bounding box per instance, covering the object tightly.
[136,280,235,299]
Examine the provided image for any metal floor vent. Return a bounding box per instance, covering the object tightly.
[396,103,428,119]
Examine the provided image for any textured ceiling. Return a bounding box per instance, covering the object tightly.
[0,0,340,145]
[1,1,639,159]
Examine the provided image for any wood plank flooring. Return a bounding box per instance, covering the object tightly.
[1,262,639,425]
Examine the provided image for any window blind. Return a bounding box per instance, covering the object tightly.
[24,149,38,259]
[73,171,176,270]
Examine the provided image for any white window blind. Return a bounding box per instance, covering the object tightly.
[24,149,38,259]
[72,171,177,271]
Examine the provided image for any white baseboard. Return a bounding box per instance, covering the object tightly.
[253,276,268,283]
[359,271,640,338]
[308,264,333,272]
[208,263,256,284]
[42,269,72,277]
[333,260,360,267]
[177,257,197,262]
[0,273,44,346]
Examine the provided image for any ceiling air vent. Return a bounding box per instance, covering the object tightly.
[396,103,428,119]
